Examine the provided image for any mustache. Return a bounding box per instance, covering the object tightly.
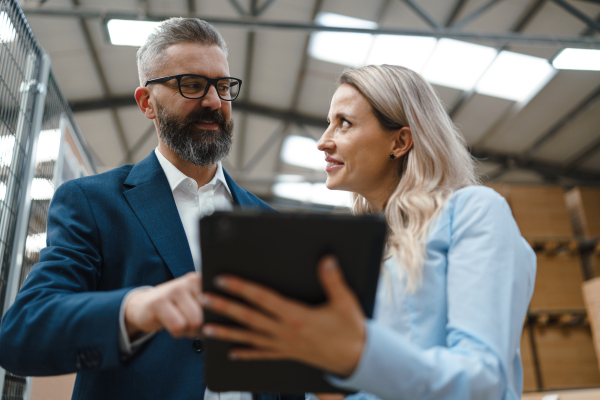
[185,108,227,127]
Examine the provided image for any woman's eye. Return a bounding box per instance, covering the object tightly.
[342,120,351,128]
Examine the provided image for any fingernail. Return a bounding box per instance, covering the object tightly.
[325,258,337,273]
[199,295,211,306]
[203,326,215,336]
[228,352,239,360]
[214,276,227,288]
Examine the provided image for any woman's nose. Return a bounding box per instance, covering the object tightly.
[317,128,334,152]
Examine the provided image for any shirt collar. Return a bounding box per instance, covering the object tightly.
[154,148,232,196]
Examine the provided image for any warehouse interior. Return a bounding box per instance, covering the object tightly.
[0,0,600,399]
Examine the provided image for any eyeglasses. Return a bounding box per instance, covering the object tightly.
[144,74,242,101]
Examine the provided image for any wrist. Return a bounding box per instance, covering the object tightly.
[124,288,152,338]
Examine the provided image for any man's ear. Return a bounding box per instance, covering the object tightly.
[390,126,413,159]
[135,87,156,119]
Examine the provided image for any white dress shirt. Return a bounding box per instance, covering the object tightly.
[119,148,250,400]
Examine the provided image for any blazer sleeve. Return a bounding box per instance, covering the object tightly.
[327,187,536,400]
[0,180,130,376]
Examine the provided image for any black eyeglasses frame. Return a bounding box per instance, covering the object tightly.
[144,74,243,101]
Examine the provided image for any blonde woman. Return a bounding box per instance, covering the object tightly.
[200,65,536,400]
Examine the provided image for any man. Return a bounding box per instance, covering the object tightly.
[0,18,302,400]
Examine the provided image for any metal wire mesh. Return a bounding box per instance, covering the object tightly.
[0,0,41,317]
[17,74,88,287]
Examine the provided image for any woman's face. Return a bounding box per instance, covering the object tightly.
[317,84,409,203]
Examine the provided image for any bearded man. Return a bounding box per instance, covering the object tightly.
[0,18,301,400]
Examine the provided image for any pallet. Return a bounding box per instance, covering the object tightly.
[583,277,600,374]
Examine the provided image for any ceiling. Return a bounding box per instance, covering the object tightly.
[17,0,600,207]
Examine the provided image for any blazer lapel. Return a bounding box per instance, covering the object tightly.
[123,152,195,279]
[223,169,255,207]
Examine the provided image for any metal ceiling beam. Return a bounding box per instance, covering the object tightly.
[235,0,258,171]
[254,0,278,17]
[566,135,600,170]
[20,5,600,48]
[227,0,246,15]
[472,149,600,184]
[445,0,469,27]
[400,0,443,29]
[523,83,600,157]
[448,0,546,119]
[70,0,131,164]
[551,0,600,34]
[270,0,324,176]
[67,95,600,184]
[187,0,196,15]
[450,0,503,30]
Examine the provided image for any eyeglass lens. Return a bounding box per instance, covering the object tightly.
[179,75,240,99]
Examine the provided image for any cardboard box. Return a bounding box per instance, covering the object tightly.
[509,185,573,240]
[529,254,585,311]
[534,325,600,389]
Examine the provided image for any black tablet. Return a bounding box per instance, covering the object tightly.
[200,211,386,394]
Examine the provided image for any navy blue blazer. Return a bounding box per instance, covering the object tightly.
[0,152,302,400]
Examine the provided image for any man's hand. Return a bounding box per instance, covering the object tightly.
[315,394,346,400]
[124,272,203,339]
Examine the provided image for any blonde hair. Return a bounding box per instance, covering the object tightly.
[340,65,479,291]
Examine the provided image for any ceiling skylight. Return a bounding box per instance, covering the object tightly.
[0,135,15,167]
[107,19,160,47]
[366,35,437,72]
[272,182,352,207]
[0,12,17,43]
[31,178,54,200]
[476,50,557,102]
[0,182,6,201]
[309,12,377,67]
[36,129,62,163]
[281,135,325,170]
[553,48,600,71]
[26,233,46,252]
[421,38,498,91]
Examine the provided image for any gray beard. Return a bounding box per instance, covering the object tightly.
[156,101,234,168]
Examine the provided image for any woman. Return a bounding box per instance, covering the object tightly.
[200,65,536,400]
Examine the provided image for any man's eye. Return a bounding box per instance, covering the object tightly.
[217,85,230,92]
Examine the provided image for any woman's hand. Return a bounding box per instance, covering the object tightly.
[314,394,346,400]
[201,256,366,377]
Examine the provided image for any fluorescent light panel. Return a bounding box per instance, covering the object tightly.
[0,12,17,43]
[26,233,47,252]
[476,50,556,102]
[36,129,62,163]
[281,135,325,170]
[553,48,600,71]
[0,135,15,167]
[309,12,377,67]
[107,19,160,47]
[31,178,54,200]
[272,182,351,207]
[366,35,437,72]
[422,38,498,91]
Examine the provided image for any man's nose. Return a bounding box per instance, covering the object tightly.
[200,85,221,110]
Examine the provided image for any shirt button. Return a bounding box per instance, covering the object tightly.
[188,182,193,188]
[192,339,203,353]
[203,201,208,207]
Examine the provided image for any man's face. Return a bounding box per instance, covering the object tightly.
[149,43,234,167]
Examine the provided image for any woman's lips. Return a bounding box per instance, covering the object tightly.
[325,157,344,172]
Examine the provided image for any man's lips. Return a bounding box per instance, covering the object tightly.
[194,122,219,130]
[325,156,344,172]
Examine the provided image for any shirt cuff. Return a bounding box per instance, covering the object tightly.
[325,319,397,393]
[118,286,156,356]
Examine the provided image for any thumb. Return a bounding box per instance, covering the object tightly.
[317,255,353,304]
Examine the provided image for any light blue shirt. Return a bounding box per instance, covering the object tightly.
[327,186,536,400]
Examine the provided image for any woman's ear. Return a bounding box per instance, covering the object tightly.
[390,127,413,159]
[135,87,156,120]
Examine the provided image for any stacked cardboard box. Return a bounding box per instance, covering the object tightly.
[486,184,600,391]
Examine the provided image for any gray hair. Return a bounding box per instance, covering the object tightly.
[136,17,228,86]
